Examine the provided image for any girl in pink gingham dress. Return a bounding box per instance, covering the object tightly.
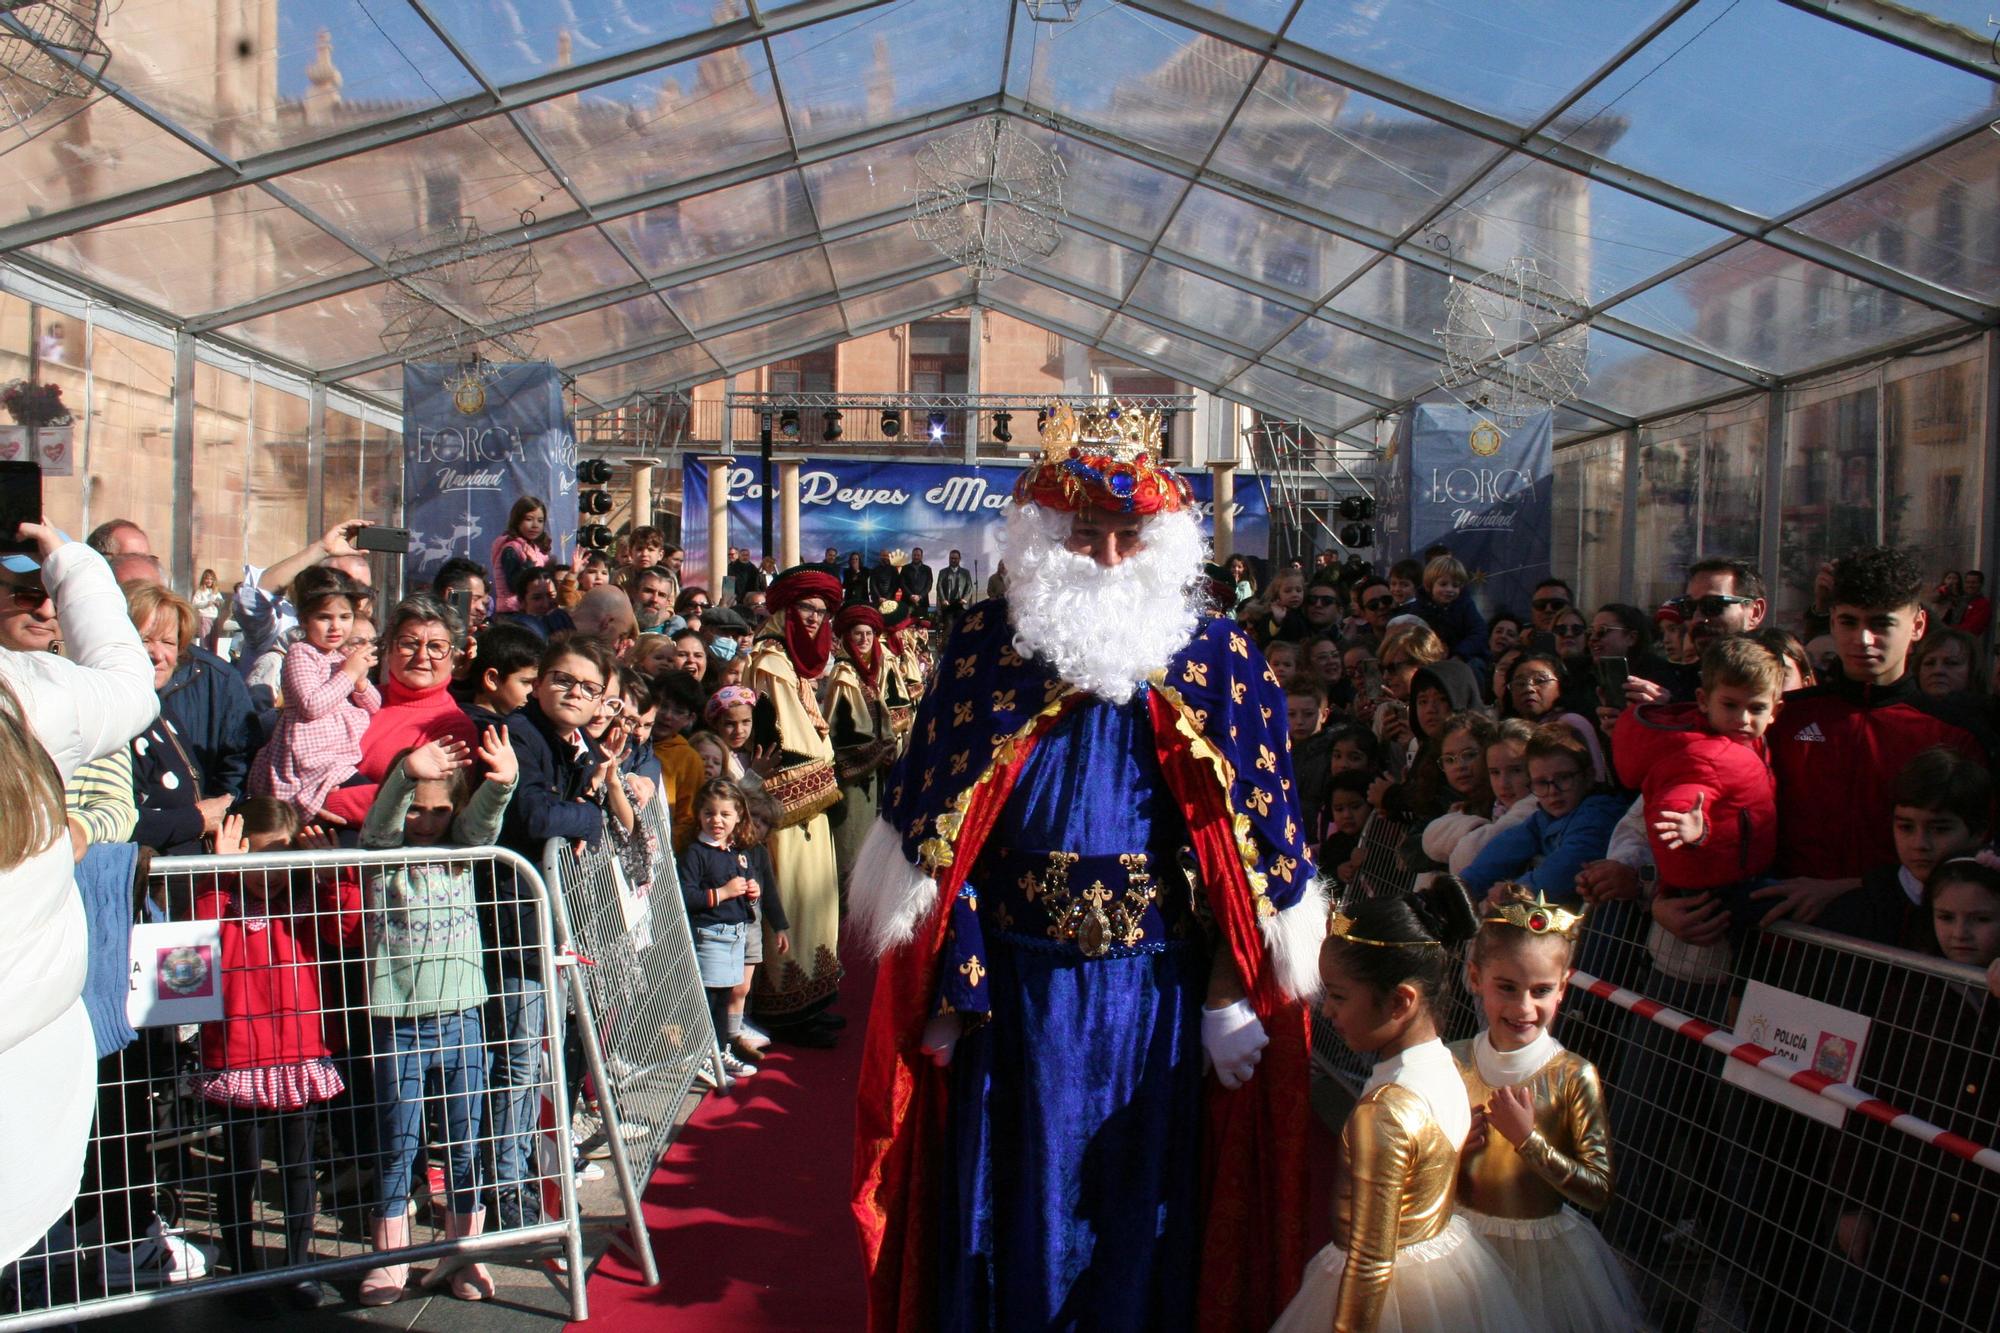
[250,582,380,821]
[192,802,361,1274]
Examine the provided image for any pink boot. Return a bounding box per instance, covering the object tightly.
[358,1210,411,1306]
[424,1209,496,1301]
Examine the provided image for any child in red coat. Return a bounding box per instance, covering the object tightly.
[192,799,360,1295]
[1612,636,1783,928]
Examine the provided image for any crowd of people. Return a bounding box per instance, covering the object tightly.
[0,502,963,1314]
[2,475,1997,1332]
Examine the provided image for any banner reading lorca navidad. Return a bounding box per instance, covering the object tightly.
[402,362,577,590]
[1379,402,1553,618]
[681,456,1269,587]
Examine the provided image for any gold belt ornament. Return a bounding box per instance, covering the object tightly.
[1017,851,1159,958]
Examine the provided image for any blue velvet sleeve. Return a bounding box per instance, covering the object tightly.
[932,884,991,1020]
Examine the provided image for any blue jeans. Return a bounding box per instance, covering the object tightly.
[371,1010,486,1220]
[486,977,548,1208]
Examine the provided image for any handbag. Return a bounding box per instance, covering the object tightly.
[764,756,841,829]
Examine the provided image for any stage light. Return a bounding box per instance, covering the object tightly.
[822,409,843,442]
[576,459,614,486]
[580,490,614,516]
[778,409,800,440]
[992,411,1012,444]
[928,411,948,442]
[579,524,615,551]
[1035,407,1049,433]
[1337,494,1376,521]
[880,409,902,438]
[1340,522,1375,548]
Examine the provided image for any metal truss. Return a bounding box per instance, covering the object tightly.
[724,390,1196,412]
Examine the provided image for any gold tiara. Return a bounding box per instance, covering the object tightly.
[1483,890,1585,940]
[1329,908,1440,949]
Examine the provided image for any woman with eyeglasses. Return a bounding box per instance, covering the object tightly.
[1504,650,1582,726]
[314,596,481,829]
[1460,723,1624,907]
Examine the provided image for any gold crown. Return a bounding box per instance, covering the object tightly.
[1483,890,1586,940]
[1329,906,1440,949]
[1038,401,1167,462]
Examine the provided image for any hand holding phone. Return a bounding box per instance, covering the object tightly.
[1595,656,1630,710]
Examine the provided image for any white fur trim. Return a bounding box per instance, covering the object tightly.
[847,815,941,955]
[1261,876,1334,1002]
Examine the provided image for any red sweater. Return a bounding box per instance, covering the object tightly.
[1612,701,1776,891]
[195,875,360,1071]
[317,675,479,825]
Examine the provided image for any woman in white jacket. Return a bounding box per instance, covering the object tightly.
[1422,717,1540,875]
[0,523,158,1265]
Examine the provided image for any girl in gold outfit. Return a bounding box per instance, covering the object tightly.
[1452,883,1643,1331]
[1272,886,1529,1333]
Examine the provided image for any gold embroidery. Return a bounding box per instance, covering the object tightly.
[1229,632,1249,658]
[1256,744,1279,773]
[955,654,978,679]
[963,610,986,632]
[1231,680,1247,704]
[1245,787,1273,816]
[1285,817,1297,843]
[927,718,938,744]
[918,688,1081,873]
[992,688,1017,712]
[1016,851,1157,957]
[1043,678,1066,703]
[950,750,970,775]
[960,955,986,987]
[998,644,1024,667]
[1182,661,1210,687]
[1263,666,1279,687]
[1148,674,1275,914]
[1271,854,1298,884]
[953,700,975,726]
[922,767,937,792]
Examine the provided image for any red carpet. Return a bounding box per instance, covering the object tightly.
[579,953,1336,1331]
[578,958,873,1332]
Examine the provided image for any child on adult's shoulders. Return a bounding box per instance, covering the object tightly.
[1610,636,1783,951]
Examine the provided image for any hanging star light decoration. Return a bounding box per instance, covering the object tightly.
[1437,256,1590,427]
[910,117,1066,282]
[379,218,542,364]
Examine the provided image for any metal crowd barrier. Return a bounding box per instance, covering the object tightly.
[1310,893,1999,1333]
[0,844,585,1329]
[540,793,720,1290]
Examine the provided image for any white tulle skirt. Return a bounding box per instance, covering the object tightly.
[1461,1206,1648,1333]
[1272,1214,1534,1333]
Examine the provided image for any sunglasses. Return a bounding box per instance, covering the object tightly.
[1531,597,1569,612]
[1364,596,1395,612]
[5,586,49,610]
[1670,593,1757,617]
[1307,594,1341,606]
[1554,622,1588,636]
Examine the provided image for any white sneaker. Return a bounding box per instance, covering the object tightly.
[99,1217,211,1288]
[572,1107,608,1158]
[718,1050,759,1080]
[574,1159,605,1183]
[735,1023,771,1052]
[693,1065,734,1093]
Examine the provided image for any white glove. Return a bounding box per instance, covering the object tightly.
[920,1013,962,1068]
[1201,999,1268,1090]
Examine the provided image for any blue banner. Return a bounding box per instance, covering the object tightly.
[402,362,578,590]
[679,456,1269,587]
[1380,403,1554,618]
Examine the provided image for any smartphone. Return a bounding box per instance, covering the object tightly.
[448,587,473,629]
[0,461,41,557]
[352,524,410,555]
[1357,657,1384,702]
[1596,655,1630,709]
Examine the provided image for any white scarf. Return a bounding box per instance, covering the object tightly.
[1472,1027,1562,1089]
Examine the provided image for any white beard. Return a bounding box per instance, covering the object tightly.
[998,503,1205,703]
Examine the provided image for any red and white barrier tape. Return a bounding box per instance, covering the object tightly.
[1568,968,2000,1177]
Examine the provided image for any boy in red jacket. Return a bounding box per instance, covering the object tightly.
[1612,636,1784,945]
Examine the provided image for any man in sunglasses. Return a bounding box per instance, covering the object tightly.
[1529,577,1574,634]
[1620,559,1769,708]
[1301,573,1345,634]
[1357,576,1398,640]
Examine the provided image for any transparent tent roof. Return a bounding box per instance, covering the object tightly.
[4,0,1997,446]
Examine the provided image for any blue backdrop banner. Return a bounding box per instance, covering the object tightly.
[402,362,577,590]
[679,456,1269,587]
[1378,403,1554,618]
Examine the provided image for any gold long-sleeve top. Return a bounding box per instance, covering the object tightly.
[1330,1082,1461,1333]
[1450,1039,1615,1219]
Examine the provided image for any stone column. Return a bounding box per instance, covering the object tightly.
[699,454,732,588]
[1209,459,1237,558]
[629,458,655,531]
[777,458,802,568]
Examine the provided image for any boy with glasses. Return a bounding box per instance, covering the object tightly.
[1460,723,1623,906]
